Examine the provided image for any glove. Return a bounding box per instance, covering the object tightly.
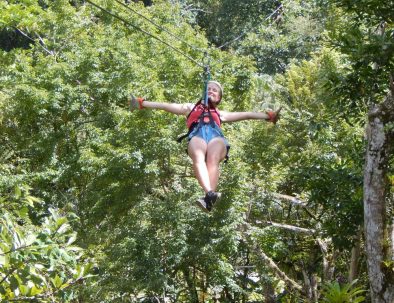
[266,107,282,124]
[128,95,144,111]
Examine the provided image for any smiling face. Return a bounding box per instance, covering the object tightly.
[207,81,222,105]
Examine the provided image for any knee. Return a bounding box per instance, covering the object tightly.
[206,152,223,166]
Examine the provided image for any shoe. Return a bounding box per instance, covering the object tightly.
[205,191,221,211]
[195,198,209,213]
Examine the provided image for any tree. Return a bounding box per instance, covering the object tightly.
[3,0,393,301]
[0,186,92,302]
[325,0,394,301]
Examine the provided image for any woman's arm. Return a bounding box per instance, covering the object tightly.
[133,97,193,116]
[220,111,270,122]
[220,107,281,123]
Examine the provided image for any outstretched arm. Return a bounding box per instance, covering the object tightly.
[130,96,193,116]
[142,100,192,116]
[221,107,281,123]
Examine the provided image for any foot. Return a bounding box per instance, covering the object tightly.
[195,198,209,213]
[204,191,221,211]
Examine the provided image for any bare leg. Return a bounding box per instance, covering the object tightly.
[188,137,211,193]
[206,138,227,191]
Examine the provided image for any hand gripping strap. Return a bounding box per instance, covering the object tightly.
[266,107,281,124]
[267,111,275,120]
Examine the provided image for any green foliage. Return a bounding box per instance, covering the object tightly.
[0,187,92,302]
[320,280,365,303]
[324,2,394,111]
[185,0,277,48]
[243,48,364,248]
[1,0,389,301]
[240,0,327,74]
[0,0,256,301]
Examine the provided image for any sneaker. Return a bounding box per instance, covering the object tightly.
[195,198,209,213]
[205,191,221,211]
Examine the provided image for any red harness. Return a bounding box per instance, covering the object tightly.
[186,101,221,129]
[177,100,221,143]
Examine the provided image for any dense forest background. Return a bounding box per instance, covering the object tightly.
[0,0,393,302]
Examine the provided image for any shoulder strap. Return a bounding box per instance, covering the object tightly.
[186,100,202,119]
[211,105,221,123]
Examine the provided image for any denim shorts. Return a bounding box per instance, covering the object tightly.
[188,123,230,161]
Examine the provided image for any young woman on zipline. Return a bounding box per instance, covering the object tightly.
[130,81,280,212]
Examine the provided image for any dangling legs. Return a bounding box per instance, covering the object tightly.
[188,136,227,193]
[188,134,227,212]
[206,138,227,191]
[188,136,211,193]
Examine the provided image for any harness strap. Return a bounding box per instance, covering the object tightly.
[176,121,198,143]
[198,105,216,129]
[177,100,219,142]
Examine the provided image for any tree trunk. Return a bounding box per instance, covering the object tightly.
[348,229,362,282]
[363,89,394,303]
[302,269,313,300]
[182,267,199,303]
[316,238,335,281]
[263,280,276,303]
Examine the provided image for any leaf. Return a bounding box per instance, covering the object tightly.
[15,206,29,219]
[66,234,76,245]
[51,275,63,289]
[14,186,22,199]
[29,285,42,296]
[19,285,29,296]
[24,195,41,206]
[60,282,70,290]
[0,254,6,266]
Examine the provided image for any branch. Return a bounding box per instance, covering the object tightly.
[0,244,34,256]
[234,265,256,269]
[34,32,55,56]
[270,193,318,220]
[271,193,306,207]
[251,240,303,291]
[368,87,394,121]
[0,267,18,285]
[240,224,303,292]
[254,220,316,234]
[14,27,54,56]
[316,237,335,280]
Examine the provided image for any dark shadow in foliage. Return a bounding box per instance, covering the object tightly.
[0,29,31,51]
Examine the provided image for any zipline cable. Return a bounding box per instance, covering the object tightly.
[217,4,283,50]
[85,0,284,98]
[85,0,204,68]
[113,0,206,55]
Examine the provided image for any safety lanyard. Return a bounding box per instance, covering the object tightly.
[201,54,211,108]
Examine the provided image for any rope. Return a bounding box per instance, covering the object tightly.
[217,4,283,50]
[113,0,206,55]
[202,55,211,107]
[85,0,204,68]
